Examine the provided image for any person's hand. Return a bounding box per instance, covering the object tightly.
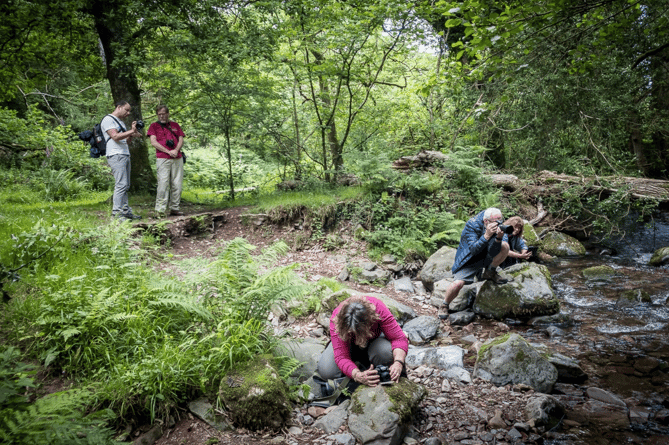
[169,149,178,158]
[485,220,499,240]
[389,361,403,382]
[518,251,532,259]
[131,121,141,136]
[354,365,380,387]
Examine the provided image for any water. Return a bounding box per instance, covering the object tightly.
[514,217,669,441]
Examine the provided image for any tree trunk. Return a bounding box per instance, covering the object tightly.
[91,3,155,192]
[647,46,669,178]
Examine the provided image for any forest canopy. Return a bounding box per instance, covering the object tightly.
[1,0,668,183]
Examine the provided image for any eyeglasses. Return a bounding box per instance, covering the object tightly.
[157,112,169,116]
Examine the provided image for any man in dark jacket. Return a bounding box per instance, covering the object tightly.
[439,208,510,318]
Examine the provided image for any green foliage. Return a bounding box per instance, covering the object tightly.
[203,238,312,320]
[0,346,36,408]
[364,196,464,261]
[288,277,347,318]
[0,388,121,445]
[541,181,659,237]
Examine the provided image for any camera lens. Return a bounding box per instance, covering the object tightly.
[136,120,145,130]
[499,224,514,234]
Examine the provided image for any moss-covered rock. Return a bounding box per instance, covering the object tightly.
[582,265,617,281]
[348,379,426,445]
[473,263,559,320]
[615,289,652,308]
[218,358,292,431]
[474,333,558,393]
[540,232,586,257]
[649,246,669,267]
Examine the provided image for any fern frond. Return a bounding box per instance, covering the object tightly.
[148,296,213,320]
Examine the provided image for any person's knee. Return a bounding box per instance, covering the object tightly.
[368,338,393,366]
[450,280,465,293]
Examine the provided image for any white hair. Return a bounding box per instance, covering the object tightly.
[483,207,503,221]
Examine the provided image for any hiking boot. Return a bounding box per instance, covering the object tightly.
[153,211,166,219]
[170,210,184,216]
[122,212,142,220]
[481,268,509,284]
[438,305,451,320]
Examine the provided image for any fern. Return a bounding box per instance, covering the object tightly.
[148,296,214,321]
[0,389,120,445]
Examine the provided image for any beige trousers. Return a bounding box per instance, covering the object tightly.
[155,157,184,212]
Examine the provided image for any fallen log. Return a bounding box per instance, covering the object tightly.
[490,172,669,204]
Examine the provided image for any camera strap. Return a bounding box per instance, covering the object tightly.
[158,121,184,157]
[103,114,126,143]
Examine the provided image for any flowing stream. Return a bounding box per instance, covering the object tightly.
[511,216,669,440]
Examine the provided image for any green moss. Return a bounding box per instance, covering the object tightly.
[218,358,291,431]
[582,265,616,280]
[478,333,512,361]
[350,391,365,415]
[385,381,422,424]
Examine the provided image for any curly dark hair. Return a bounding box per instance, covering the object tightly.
[334,296,380,348]
[503,216,524,236]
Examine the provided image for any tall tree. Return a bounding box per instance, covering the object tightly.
[422,0,669,177]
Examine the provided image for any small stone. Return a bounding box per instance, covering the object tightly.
[488,409,506,429]
[308,406,327,418]
[288,426,302,435]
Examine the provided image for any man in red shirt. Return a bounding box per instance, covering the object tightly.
[147,105,186,217]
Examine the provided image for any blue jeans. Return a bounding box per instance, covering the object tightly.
[107,154,132,216]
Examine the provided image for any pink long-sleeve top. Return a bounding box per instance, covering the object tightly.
[330,296,409,378]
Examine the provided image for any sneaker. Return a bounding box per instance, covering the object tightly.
[481,268,509,284]
[170,210,184,216]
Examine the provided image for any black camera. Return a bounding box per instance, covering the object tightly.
[496,220,514,235]
[135,120,145,130]
[166,139,175,148]
[376,364,391,384]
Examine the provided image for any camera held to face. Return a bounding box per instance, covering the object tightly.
[496,220,514,235]
[166,139,175,148]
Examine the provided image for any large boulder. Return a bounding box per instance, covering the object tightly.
[277,337,326,381]
[418,246,456,291]
[402,315,441,345]
[406,345,471,383]
[649,246,669,266]
[218,358,292,430]
[348,380,426,445]
[473,263,559,320]
[474,333,558,393]
[433,279,480,312]
[540,232,586,257]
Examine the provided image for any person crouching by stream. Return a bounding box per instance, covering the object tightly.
[438,207,511,319]
[499,216,533,268]
[317,295,408,386]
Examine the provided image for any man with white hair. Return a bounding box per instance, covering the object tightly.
[439,207,511,319]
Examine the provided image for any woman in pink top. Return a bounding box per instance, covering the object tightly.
[317,295,408,386]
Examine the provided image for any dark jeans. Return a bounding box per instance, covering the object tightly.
[317,336,394,380]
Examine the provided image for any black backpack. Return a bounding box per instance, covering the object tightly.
[78,115,124,158]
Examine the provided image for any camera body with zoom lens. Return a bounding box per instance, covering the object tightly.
[495,220,514,235]
[135,120,145,131]
[376,364,392,384]
[166,139,175,148]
